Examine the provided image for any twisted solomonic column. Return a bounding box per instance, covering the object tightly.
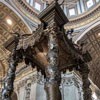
[79,62,92,100]
[45,23,62,100]
[2,33,20,100]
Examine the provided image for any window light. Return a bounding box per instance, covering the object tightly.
[69,8,76,16]
[6,18,12,25]
[35,2,41,11]
[87,0,94,8]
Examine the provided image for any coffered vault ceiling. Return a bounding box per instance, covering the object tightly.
[0,2,31,78]
[78,24,100,89]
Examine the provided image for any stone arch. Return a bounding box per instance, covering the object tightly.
[0,1,32,82]
[76,21,100,89]
[75,20,100,43]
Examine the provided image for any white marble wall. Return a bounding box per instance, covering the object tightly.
[14,71,99,100]
[35,84,46,100]
[30,83,37,100]
[62,85,79,100]
[19,86,25,100]
[61,72,83,100]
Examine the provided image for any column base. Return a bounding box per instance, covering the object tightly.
[45,82,61,100]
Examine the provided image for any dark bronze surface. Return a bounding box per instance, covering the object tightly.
[2,1,92,100]
[79,63,92,100]
[45,22,62,100]
[2,33,20,100]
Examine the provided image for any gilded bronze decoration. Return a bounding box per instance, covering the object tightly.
[2,1,92,100]
[79,63,92,100]
[2,33,20,100]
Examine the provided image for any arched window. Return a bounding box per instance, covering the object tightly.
[69,8,76,16]
[26,0,34,6]
[86,0,94,8]
[26,0,43,11]
[34,2,41,11]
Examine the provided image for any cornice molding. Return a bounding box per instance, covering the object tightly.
[12,0,100,30]
[69,3,100,21]
[13,0,40,24]
[2,0,99,30]
[65,5,100,29]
